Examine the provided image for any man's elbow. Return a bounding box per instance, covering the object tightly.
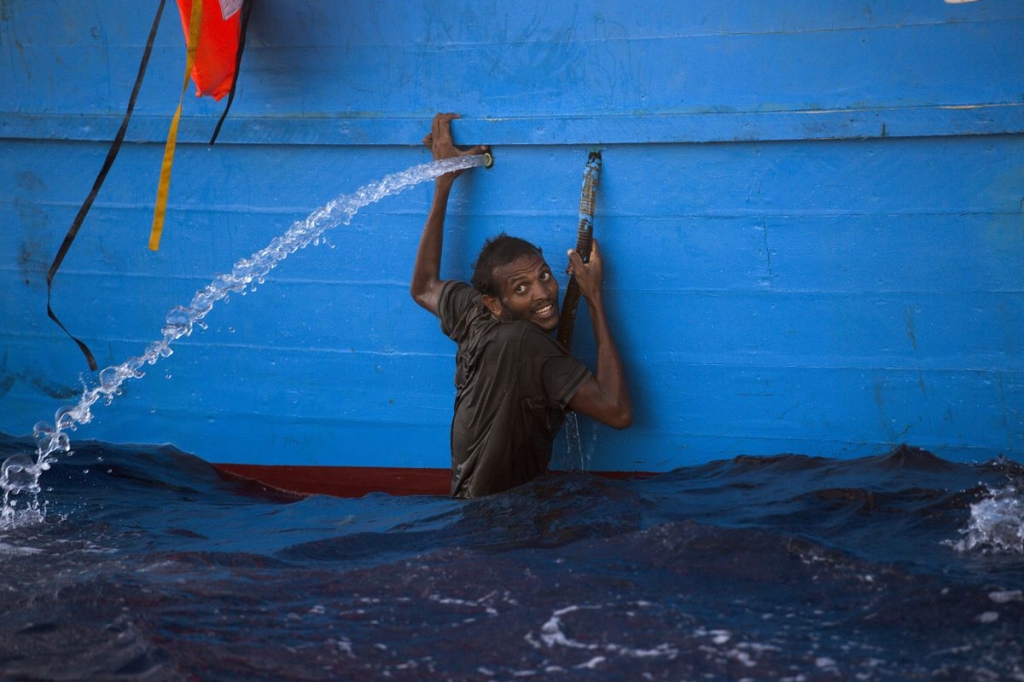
[607,403,633,430]
[411,292,429,312]
[410,283,440,314]
[570,382,633,429]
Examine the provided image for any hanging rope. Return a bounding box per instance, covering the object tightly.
[149,0,204,252]
[209,0,254,144]
[46,0,169,371]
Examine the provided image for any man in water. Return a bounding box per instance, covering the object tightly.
[411,113,633,498]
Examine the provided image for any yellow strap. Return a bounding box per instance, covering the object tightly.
[150,0,203,251]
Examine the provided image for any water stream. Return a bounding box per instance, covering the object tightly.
[1,155,488,526]
[560,412,589,472]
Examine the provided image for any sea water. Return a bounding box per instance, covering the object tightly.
[0,434,1022,681]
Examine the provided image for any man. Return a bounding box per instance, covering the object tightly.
[411,113,632,498]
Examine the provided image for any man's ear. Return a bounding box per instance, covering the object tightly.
[481,295,503,318]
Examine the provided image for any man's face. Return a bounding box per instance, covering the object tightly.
[483,254,560,332]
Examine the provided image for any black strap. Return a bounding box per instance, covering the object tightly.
[209,0,254,145]
[46,0,168,372]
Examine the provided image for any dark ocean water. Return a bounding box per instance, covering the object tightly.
[1,434,1022,681]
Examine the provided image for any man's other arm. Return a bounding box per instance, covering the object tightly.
[565,239,633,429]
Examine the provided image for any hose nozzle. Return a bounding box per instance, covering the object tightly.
[482,152,494,169]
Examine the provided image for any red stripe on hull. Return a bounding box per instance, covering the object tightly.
[214,463,452,497]
[214,463,655,498]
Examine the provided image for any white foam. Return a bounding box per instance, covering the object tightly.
[574,657,606,669]
[949,484,1024,555]
[989,590,1024,604]
[0,541,43,555]
[527,603,680,661]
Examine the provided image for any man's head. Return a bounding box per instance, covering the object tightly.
[472,234,560,332]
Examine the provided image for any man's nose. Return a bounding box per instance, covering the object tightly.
[533,280,555,300]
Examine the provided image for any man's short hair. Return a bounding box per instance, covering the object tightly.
[471,233,544,297]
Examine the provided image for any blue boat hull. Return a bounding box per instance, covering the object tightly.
[2,1,1023,494]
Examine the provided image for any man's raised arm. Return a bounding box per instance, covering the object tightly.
[410,113,488,316]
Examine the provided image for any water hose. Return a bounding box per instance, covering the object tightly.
[556,151,602,352]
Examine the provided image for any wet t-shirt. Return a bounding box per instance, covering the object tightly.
[437,281,592,499]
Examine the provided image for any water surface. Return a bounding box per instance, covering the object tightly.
[1,434,1022,681]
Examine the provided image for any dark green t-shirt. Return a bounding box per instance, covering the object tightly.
[438,281,592,498]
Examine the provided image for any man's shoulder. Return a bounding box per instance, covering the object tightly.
[439,280,475,303]
[439,281,486,338]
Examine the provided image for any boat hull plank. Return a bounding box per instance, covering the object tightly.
[2,1,1023,487]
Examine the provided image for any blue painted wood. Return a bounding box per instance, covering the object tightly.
[1,0,1023,474]
[3,1,1023,144]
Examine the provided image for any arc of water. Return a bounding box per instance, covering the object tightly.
[2,155,487,517]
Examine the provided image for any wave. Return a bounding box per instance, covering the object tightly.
[1,434,1022,680]
[3,432,1023,566]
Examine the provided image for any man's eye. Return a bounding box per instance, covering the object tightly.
[514,285,527,294]
[540,271,551,281]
